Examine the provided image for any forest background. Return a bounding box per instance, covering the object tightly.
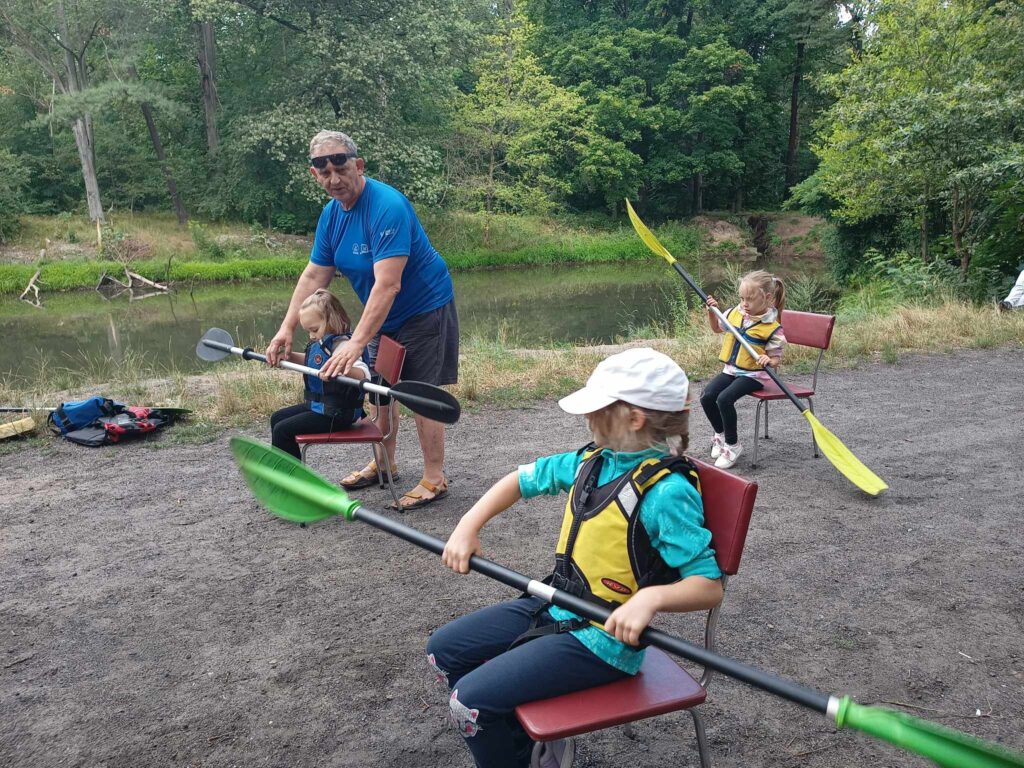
[1,0,1023,310]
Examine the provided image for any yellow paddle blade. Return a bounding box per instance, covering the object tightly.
[803,411,888,496]
[626,200,676,265]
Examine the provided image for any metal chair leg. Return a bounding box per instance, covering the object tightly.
[808,398,819,458]
[763,400,769,439]
[690,709,712,768]
[752,400,762,468]
[379,448,401,507]
[299,443,309,464]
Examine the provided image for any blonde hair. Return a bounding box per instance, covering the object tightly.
[300,289,351,335]
[740,269,786,314]
[587,401,691,455]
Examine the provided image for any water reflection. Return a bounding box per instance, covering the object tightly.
[3,263,681,380]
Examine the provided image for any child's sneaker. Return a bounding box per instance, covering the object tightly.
[532,737,575,768]
[715,442,743,469]
[710,433,726,459]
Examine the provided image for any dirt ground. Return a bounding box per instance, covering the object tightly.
[2,346,1023,768]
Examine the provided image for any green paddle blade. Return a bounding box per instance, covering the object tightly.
[803,411,888,496]
[229,436,361,523]
[837,698,1024,767]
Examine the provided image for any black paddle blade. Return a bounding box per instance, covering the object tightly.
[389,380,461,424]
[196,328,235,361]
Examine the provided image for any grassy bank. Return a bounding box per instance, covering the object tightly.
[0,211,700,295]
[3,297,1021,450]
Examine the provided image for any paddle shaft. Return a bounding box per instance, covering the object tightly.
[349,502,833,716]
[669,261,807,413]
[200,338,435,413]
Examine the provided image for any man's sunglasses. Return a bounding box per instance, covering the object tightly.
[310,152,355,170]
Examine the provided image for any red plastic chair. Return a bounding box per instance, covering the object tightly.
[750,310,836,467]
[295,335,406,506]
[514,458,757,768]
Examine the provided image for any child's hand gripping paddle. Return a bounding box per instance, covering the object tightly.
[196,328,460,425]
[230,436,1020,768]
[625,201,887,497]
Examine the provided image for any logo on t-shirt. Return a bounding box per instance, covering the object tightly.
[351,243,370,255]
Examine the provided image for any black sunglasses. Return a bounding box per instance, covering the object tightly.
[310,152,355,170]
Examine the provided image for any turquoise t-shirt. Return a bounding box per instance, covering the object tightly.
[310,178,454,333]
[518,447,722,674]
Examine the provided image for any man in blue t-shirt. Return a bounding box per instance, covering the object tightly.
[267,130,459,510]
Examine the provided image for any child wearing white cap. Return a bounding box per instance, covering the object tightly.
[426,348,723,768]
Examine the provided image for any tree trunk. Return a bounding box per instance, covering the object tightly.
[784,41,805,192]
[71,116,104,223]
[695,172,704,213]
[920,207,928,263]
[196,21,219,153]
[141,101,189,224]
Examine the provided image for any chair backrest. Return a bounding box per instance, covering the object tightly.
[690,458,756,576]
[374,335,406,386]
[779,310,835,351]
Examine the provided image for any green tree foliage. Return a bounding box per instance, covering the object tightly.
[800,0,1024,278]
[449,11,633,215]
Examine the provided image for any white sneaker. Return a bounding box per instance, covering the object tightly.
[715,442,743,469]
[532,737,576,768]
[710,433,726,459]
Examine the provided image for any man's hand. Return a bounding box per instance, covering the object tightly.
[320,337,366,379]
[603,589,660,647]
[266,328,293,366]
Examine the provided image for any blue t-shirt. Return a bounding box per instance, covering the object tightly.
[518,447,722,674]
[310,178,454,333]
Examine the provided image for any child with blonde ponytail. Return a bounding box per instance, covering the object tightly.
[701,270,787,469]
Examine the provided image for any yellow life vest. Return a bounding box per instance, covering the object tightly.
[550,447,701,625]
[718,307,782,371]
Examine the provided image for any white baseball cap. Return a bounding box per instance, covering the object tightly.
[558,347,689,415]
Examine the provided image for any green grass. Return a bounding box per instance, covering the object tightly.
[0,211,701,295]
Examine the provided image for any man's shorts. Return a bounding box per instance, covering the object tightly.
[367,299,459,387]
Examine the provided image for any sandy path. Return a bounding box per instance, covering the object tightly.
[1,346,1022,767]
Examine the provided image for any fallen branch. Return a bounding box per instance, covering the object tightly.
[19,268,42,308]
[125,269,168,292]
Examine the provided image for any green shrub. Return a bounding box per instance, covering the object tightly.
[0,149,29,243]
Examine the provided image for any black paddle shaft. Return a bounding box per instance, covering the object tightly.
[350,503,832,715]
[199,337,460,424]
[670,261,806,412]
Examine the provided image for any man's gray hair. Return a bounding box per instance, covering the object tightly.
[309,130,358,158]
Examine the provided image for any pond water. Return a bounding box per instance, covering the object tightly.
[2,262,685,381]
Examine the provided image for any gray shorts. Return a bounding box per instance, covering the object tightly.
[367,300,459,386]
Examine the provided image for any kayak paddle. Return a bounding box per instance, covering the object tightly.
[625,200,887,497]
[197,328,460,425]
[229,436,1019,768]
[0,405,192,416]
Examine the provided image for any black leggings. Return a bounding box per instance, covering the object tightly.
[700,373,764,445]
[270,403,359,459]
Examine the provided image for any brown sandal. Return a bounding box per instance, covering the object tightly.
[341,461,399,490]
[392,476,448,510]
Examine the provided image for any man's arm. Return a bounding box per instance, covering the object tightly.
[265,263,336,365]
[320,256,407,377]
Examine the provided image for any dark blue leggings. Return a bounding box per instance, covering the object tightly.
[426,597,628,768]
[700,372,764,445]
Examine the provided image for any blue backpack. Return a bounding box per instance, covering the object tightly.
[48,396,122,435]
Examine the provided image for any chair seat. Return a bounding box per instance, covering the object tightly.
[750,381,814,400]
[295,418,383,445]
[515,647,706,741]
